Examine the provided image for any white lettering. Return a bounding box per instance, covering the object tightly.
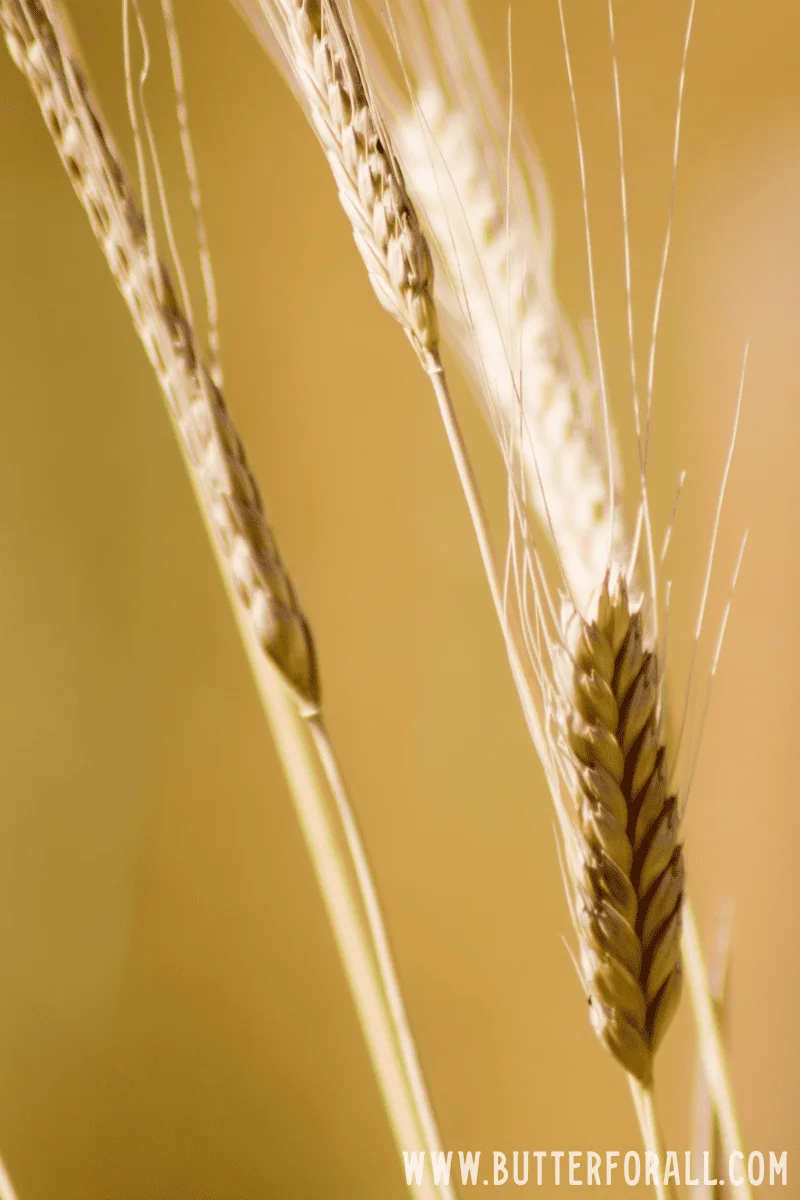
[730,1151,745,1186]
[606,1151,620,1184]
[403,1152,425,1187]
[748,1151,764,1186]
[459,1151,481,1186]
[645,1152,660,1186]
[513,1151,529,1186]
[569,1151,582,1185]
[624,1151,640,1185]
[770,1151,788,1185]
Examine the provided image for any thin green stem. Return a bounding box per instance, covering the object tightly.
[683,899,752,1200]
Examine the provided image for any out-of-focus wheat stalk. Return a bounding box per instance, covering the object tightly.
[390,70,626,614]
[0,1156,19,1200]
[0,3,454,1196]
[693,905,733,1200]
[230,0,673,1185]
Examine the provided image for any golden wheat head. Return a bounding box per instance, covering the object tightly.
[557,567,683,1084]
[0,0,319,709]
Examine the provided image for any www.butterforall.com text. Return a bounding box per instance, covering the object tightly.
[403,1149,787,1188]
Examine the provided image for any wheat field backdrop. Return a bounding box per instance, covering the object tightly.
[0,1,799,1195]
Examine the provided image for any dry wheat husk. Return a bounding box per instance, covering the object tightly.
[557,566,683,1084]
[0,0,319,709]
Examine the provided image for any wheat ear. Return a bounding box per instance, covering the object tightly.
[557,568,683,1085]
[374,3,753,1184]
[234,1,751,1189]
[234,0,548,758]
[2,0,317,709]
[239,0,439,364]
[0,5,451,1197]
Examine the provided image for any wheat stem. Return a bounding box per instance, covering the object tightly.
[0,3,451,1194]
[428,368,553,770]
[249,662,441,1200]
[307,715,456,1200]
[0,1158,18,1200]
[629,1078,677,1200]
[174,403,445,1200]
[683,900,752,1200]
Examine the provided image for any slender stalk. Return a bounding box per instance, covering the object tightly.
[427,368,552,775]
[683,900,752,1200]
[629,1078,677,1200]
[0,1158,18,1200]
[307,716,456,1200]
[693,903,732,1200]
[182,440,444,1200]
[0,4,453,1194]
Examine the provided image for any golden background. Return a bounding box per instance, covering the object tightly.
[0,0,798,1194]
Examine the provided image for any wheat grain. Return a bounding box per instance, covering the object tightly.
[234,0,439,366]
[556,567,683,1084]
[0,0,318,710]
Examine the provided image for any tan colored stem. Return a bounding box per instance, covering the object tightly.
[0,4,453,1195]
[683,900,752,1200]
[162,375,448,1200]
[629,1078,677,1200]
[427,368,551,774]
[0,1158,18,1200]
[307,716,456,1200]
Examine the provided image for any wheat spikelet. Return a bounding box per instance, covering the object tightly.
[557,566,683,1084]
[0,0,318,709]
[236,0,439,365]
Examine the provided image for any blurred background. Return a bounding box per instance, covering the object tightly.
[0,1,798,1195]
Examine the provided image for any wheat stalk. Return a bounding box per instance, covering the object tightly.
[0,4,453,1197]
[365,0,754,1167]
[0,1158,18,1200]
[270,0,756,1190]
[2,0,318,711]
[233,0,555,764]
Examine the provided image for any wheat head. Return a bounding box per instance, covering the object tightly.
[557,567,683,1084]
[236,0,440,366]
[0,0,319,710]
